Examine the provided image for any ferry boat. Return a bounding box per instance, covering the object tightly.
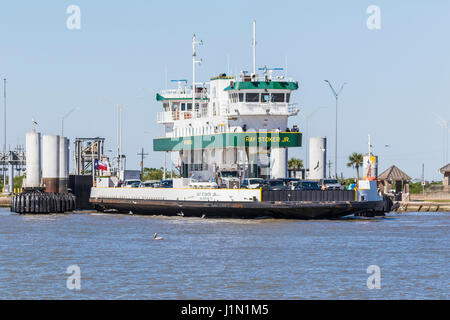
[90,23,388,219]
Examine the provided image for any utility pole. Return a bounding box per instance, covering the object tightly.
[137,147,148,180]
[422,163,425,198]
[3,79,6,192]
[327,160,333,178]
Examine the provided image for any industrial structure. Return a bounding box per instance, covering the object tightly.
[10,130,75,214]
[0,145,26,194]
[73,137,105,175]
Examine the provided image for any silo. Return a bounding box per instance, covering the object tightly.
[66,139,70,177]
[25,130,41,188]
[270,147,287,179]
[308,137,326,180]
[363,154,378,178]
[58,137,69,193]
[42,135,60,193]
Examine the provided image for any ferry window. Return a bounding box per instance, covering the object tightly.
[163,103,169,111]
[271,93,285,102]
[261,93,270,103]
[172,103,179,111]
[286,93,291,103]
[239,93,245,102]
[246,93,259,102]
[194,103,199,110]
[181,103,186,111]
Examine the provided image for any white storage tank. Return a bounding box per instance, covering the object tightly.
[25,130,41,188]
[308,137,326,180]
[270,147,287,179]
[42,135,60,193]
[58,137,69,193]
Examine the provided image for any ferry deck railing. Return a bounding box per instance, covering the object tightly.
[261,190,356,202]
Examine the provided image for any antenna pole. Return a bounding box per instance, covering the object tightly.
[252,20,256,75]
[193,34,196,111]
[192,34,202,112]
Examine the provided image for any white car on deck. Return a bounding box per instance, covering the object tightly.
[123,179,142,188]
[320,179,344,190]
[241,178,265,189]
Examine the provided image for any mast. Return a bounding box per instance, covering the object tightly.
[192,34,202,112]
[252,20,256,75]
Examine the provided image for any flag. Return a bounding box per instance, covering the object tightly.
[94,159,108,171]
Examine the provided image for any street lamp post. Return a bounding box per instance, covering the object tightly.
[324,80,347,179]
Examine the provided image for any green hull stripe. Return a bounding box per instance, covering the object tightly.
[153,132,302,151]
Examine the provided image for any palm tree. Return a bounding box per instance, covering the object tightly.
[346,153,364,181]
[288,158,304,178]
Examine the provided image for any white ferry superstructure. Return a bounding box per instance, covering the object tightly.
[89,24,388,219]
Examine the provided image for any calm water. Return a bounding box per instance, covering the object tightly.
[0,208,448,299]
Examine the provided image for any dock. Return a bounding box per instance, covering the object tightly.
[393,201,450,212]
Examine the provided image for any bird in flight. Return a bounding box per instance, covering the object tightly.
[32,118,38,130]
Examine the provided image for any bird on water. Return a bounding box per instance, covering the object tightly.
[153,233,163,240]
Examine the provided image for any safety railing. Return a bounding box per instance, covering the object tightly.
[261,190,356,202]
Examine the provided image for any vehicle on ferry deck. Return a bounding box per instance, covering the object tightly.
[320,179,344,190]
[160,179,173,188]
[141,180,160,188]
[241,178,265,189]
[281,178,300,190]
[294,180,321,190]
[123,179,142,188]
[263,179,290,190]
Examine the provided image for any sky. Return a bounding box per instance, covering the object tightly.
[0,0,449,181]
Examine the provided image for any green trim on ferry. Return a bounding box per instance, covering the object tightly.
[153,132,302,151]
[156,93,210,101]
[224,81,298,91]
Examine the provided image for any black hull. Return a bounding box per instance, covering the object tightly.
[90,198,385,219]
